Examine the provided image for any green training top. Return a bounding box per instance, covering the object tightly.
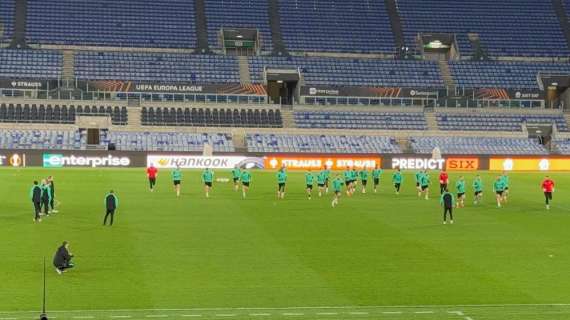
[171,169,182,181]
[493,180,506,192]
[359,170,369,181]
[202,169,214,183]
[351,170,358,180]
[241,171,251,183]
[277,171,287,184]
[232,168,241,179]
[324,169,331,179]
[415,171,423,182]
[343,170,352,181]
[500,175,510,187]
[305,172,314,185]
[372,169,383,179]
[420,174,430,187]
[473,178,483,192]
[333,178,343,192]
[29,185,41,200]
[456,180,466,193]
[392,172,403,183]
[317,172,326,185]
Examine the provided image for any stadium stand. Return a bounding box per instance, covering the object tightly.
[26,0,196,48]
[101,131,234,152]
[0,49,62,80]
[75,52,240,83]
[278,0,395,53]
[295,111,427,130]
[554,139,570,154]
[410,136,548,155]
[141,107,282,128]
[451,61,570,89]
[247,134,402,154]
[204,0,272,51]
[397,0,570,57]
[436,113,569,132]
[0,129,85,150]
[0,103,127,125]
[0,0,15,43]
[249,56,443,87]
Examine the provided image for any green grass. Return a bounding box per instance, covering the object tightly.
[1,168,570,319]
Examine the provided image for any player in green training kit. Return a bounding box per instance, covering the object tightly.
[415,170,423,193]
[317,170,326,197]
[331,175,343,207]
[351,167,358,194]
[276,167,287,199]
[473,175,483,205]
[419,171,430,200]
[231,165,241,192]
[493,175,506,208]
[171,165,183,197]
[372,165,383,193]
[501,172,510,203]
[455,176,466,208]
[343,167,353,196]
[392,168,403,195]
[240,170,251,199]
[202,168,214,198]
[359,168,369,194]
[305,170,315,200]
[324,166,331,194]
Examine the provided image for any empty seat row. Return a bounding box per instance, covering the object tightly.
[410,136,548,155]
[141,107,282,128]
[0,103,127,125]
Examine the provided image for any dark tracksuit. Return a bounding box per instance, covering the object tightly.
[103,193,119,226]
[49,181,55,210]
[40,185,52,215]
[440,192,455,222]
[53,245,73,271]
[30,185,42,221]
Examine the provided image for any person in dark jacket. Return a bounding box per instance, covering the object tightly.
[40,179,52,216]
[440,188,455,225]
[47,176,58,213]
[103,190,119,226]
[53,241,74,274]
[30,181,42,222]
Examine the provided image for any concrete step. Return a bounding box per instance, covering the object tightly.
[62,50,75,80]
[424,112,438,131]
[437,59,455,88]
[238,56,251,84]
[280,108,295,128]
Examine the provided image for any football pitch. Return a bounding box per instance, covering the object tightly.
[1,168,570,320]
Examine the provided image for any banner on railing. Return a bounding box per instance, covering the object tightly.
[264,156,382,170]
[80,81,267,95]
[490,158,570,171]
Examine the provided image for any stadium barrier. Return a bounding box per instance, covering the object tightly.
[2,150,570,172]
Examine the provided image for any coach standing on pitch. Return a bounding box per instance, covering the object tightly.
[440,188,455,225]
[103,190,119,226]
[47,176,58,213]
[30,181,42,222]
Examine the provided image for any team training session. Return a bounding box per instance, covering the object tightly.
[1,0,570,319]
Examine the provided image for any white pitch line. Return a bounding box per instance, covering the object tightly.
[180,316,202,318]
[146,316,168,318]
[382,311,402,314]
[448,311,464,316]
[3,303,570,314]
[464,317,474,320]
[316,312,338,315]
[414,311,434,314]
[110,316,132,319]
[282,313,304,316]
[249,314,271,317]
[0,317,17,320]
[215,315,236,317]
[348,312,369,315]
[73,317,95,319]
